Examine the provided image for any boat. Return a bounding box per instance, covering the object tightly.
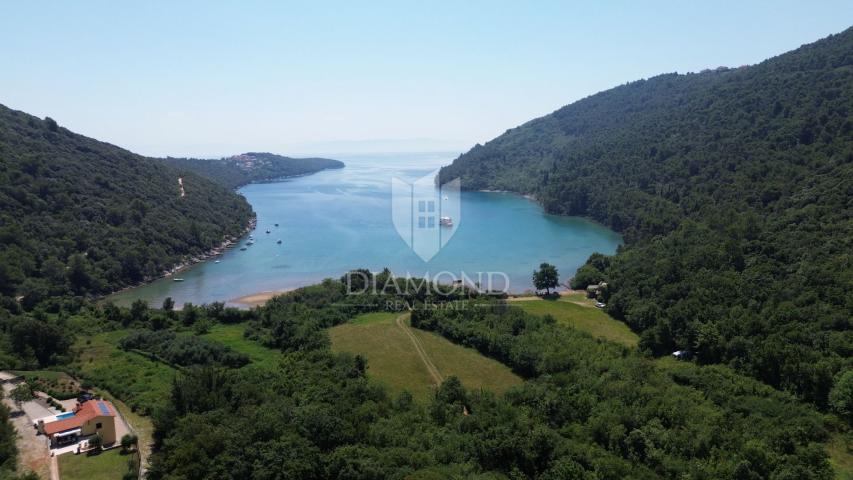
[274,223,279,227]
[173,278,184,282]
[214,260,221,264]
[439,216,453,227]
[266,230,270,234]
[240,247,247,251]
[277,239,282,244]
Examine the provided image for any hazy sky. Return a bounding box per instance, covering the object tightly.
[2,1,851,157]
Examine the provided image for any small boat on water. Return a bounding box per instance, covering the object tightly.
[277,239,282,244]
[266,230,270,234]
[439,216,453,227]
[173,278,184,282]
[214,260,221,264]
[274,223,279,227]
[240,247,247,251]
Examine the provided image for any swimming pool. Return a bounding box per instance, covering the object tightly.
[56,412,75,420]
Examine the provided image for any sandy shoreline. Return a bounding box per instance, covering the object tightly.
[229,289,293,307]
[230,287,588,309]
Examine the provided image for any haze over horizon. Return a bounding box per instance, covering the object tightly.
[2,0,851,158]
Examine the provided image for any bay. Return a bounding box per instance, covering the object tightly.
[109,153,621,307]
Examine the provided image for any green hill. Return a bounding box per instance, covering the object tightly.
[439,28,853,406]
[0,104,254,303]
[160,152,343,189]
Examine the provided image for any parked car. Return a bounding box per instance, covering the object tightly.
[77,392,94,403]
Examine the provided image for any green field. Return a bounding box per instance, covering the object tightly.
[72,331,176,414]
[58,448,135,480]
[330,313,522,401]
[514,294,639,347]
[202,323,284,369]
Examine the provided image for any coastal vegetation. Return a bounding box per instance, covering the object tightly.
[532,262,559,295]
[0,270,845,478]
[160,152,344,189]
[0,103,253,304]
[142,278,834,479]
[118,329,250,368]
[439,28,853,410]
[0,22,850,480]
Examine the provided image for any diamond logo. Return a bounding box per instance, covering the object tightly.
[391,169,460,261]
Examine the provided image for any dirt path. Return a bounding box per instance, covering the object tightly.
[507,290,596,308]
[395,313,444,386]
[49,455,58,480]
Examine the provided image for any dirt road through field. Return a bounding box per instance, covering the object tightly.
[395,313,444,386]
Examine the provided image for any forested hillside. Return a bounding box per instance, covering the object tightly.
[146,278,833,479]
[439,28,853,407]
[0,104,254,304]
[160,152,344,189]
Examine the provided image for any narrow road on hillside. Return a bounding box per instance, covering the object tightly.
[395,313,444,386]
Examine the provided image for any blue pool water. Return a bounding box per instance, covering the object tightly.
[56,412,75,419]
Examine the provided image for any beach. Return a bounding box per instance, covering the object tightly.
[229,289,293,307]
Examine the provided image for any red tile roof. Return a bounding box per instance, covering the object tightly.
[43,400,115,436]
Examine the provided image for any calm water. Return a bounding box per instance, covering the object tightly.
[110,153,621,307]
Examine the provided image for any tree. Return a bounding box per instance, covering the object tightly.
[162,297,175,312]
[87,433,102,451]
[533,263,559,295]
[182,303,198,326]
[66,254,92,294]
[130,300,148,324]
[830,370,853,422]
[10,318,72,367]
[570,264,604,289]
[10,384,35,410]
[120,433,138,452]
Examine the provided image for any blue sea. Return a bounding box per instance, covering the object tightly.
[110,153,621,307]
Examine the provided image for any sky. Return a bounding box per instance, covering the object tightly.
[1,1,851,158]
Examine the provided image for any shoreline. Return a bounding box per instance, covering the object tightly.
[107,165,346,301]
[161,216,257,280]
[477,188,537,202]
[104,216,257,300]
[229,289,294,307]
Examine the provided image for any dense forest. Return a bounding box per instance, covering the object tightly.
[143,278,833,479]
[160,152,344,189]
[0,104,254,304]
[440,28,853,408]
[0,26,851,480]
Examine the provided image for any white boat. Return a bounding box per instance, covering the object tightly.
[173,278,184,282]
[439,216,453,227]
[214,260,221,264]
